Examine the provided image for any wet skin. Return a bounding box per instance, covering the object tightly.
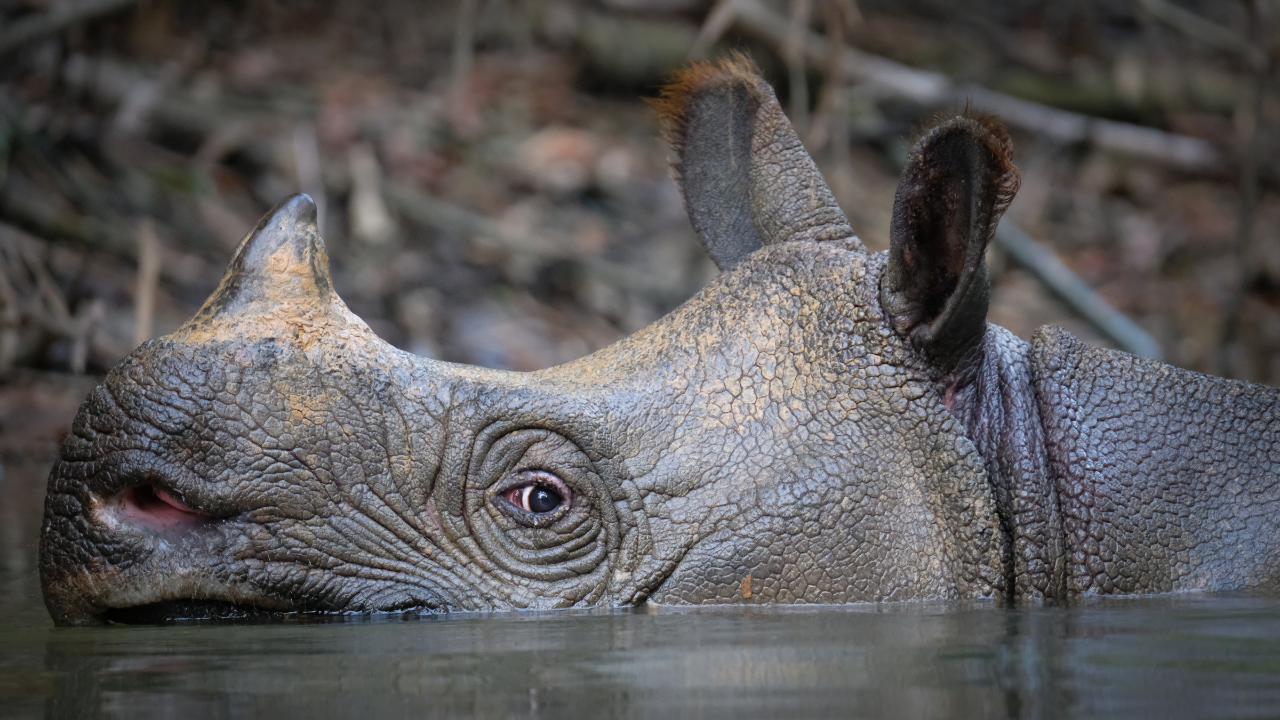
[39,58,1280,625]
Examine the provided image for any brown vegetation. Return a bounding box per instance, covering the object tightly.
[0,0,1276,426]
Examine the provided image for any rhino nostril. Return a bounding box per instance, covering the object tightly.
[148,485,196,513]
[119,484,214,532]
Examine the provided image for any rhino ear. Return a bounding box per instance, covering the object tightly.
[880,115,1019,374]
[172,194,366,343]
[651,54,861,271]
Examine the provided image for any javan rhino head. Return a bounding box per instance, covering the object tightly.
[40,58,1280,625]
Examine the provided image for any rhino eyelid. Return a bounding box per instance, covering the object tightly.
[495,470,572,519]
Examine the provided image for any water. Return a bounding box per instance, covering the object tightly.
[5,459,1280,719]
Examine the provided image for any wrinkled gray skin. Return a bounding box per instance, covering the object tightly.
[40,60,1280,625]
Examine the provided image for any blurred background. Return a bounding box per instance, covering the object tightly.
[0,0,1277,452]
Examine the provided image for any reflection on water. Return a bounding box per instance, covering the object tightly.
[5,461,1280,719]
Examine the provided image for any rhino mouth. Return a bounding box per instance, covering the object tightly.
[101,598,446,625]
[103,599,294,625]
[100,599,358,625]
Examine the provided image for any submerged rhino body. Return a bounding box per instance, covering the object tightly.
[40,59,1280,625]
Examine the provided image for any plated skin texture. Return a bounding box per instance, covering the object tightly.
[39,57,1280,625]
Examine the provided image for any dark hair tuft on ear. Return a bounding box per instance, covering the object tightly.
[908,109,1020,246]
[958,109,1020,232]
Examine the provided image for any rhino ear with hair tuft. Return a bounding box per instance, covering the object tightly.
[880,113,1020,375]
[650,53,862,271]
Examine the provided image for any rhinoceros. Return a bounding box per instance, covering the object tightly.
[39,57,1280,625]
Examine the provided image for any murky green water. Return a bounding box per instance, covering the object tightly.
[5,459,1280,719]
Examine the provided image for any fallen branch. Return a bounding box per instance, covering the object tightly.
[68,298,104,375]
[0,0,140,55]
[133,218,159,348]
[385,181,560,256]
[384,181,684,298]
[730,0,1224,172]
[0,189,140,264]
[0,241,21,371]
[1137,0,1261,67]
[15,229,75,333]
[688,0,742,59]
[783,0,814,132]
[0,220,133,368]
[0,221,76,338]
[292,123,327,232]
[31,48,1167,358]
[994,222,1162,360]
[958,84,1223,172]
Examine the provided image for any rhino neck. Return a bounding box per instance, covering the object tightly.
[946,324,1066,601]
[1032,326,1280,595]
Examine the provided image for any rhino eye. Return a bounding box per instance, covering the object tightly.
[501,471,569,516]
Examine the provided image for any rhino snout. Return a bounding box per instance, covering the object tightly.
[38,323,637,624]
[38,397,322,625]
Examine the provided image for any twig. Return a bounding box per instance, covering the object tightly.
[292,123,327,233]
[0,243,20,372]
[784,0,814,131]
[348,143,396,246]
[1219,14,1271,377]
[133,218,159,348]
[69,298,104,375]
[109,79,162,136]
[806,0,858,205]
[995,221,1163,360]
[451,0,480,92]
[1137,0,1262,67]
[16,233,73,332]
[806,0,856,152]
[384,181,562,256]
[449,0,481,134]
[0,180,141,262]
[0,220,133,368]
[729,0,1225,171]
[1136,0,1271,376]
[384,182,683,298]
[957,85,1223,171]
[688,0,742,59]
[0,0,140,55]
[0,221,78,337]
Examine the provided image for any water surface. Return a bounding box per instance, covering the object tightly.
[5,456,1280,719]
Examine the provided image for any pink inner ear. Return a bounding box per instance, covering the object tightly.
[943,384,958,412]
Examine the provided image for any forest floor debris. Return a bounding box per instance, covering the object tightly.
[0,0,1276,392]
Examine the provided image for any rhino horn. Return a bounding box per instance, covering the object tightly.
[651,54,861,270]
[880,114,1020,376]
[171,193,368,345]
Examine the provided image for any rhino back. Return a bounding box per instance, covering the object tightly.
[1033,325,1280,594]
